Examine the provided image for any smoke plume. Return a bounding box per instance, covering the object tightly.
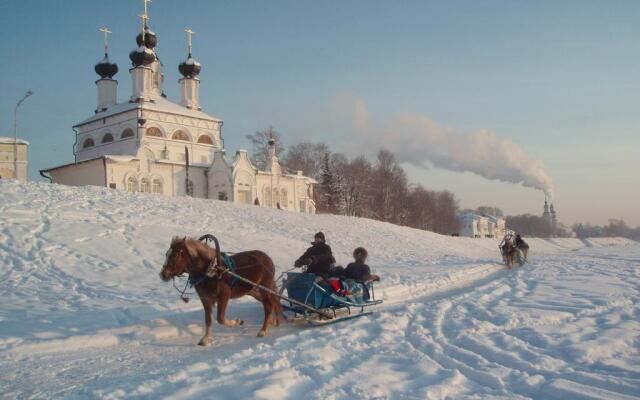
[320,92,553,195]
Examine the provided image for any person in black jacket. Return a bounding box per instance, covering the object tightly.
[515,234,529,261]
[294,232,336,278]
[344,247,379,283]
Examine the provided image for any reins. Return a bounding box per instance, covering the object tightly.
[173,276,193,303]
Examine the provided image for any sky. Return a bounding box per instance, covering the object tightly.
[0,0,638,226]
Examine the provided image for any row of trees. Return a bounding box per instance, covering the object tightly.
[505,214,559,238]
[573,219,640,241]
[503,215,639,240]
[246,128,461,235]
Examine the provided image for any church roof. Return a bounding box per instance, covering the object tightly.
[0,137,29,145]
[75,96,222,127]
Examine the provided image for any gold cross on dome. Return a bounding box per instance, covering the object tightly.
[142,0,152,21]
[138,13,150,40]
[99,27,112,53]
[185,28,195,54]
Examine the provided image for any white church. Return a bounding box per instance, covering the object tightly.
[42,5,316,214]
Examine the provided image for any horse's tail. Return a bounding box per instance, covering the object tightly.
[264,254,284,325]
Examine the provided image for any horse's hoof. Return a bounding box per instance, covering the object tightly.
[257,330,267,337]
[198,337,213,346]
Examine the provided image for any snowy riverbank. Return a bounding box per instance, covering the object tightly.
[1,180,638,399]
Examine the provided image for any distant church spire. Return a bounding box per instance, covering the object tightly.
[129,0,160,101]
[179,28,202,79]
[94,27,118,112]
[95,28,118,79]
[179,27,202,109]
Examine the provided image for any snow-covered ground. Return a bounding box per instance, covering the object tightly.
[1,180,638,399]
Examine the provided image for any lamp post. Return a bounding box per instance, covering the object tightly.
[14,90,33,180]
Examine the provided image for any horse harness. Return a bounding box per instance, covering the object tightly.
[188,251,238,288]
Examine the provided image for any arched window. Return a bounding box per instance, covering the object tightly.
[152,179,163,194]
[140,178,150,193]
[127,176,138,192]
[146,127,163,137]
[171,130,189,141]
[101,133,114,144]
[121,128,135,139]
[280,188,288,209]
[197,135,213,145]
[82,138,95,148]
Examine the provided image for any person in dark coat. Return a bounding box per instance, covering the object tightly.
[294,232,336,278]
[515,234,529,261]
[344,247,379,283]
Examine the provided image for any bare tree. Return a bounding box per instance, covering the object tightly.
[282,141,329,181]
[370,149,408,224]
[245,126,285,170]
[405,185,437,231]
[340,156,373,217]
[506,214,552,237]
[434,191,460,235]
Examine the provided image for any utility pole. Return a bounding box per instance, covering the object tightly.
[14,90,33,180]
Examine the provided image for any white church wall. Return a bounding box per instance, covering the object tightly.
[208,151,233,201]
[75,111,139,161]
[210,171,232,201]
[233,170,255,204]
[78,136,139,162]
[254,173,312,212]
[50,159,105,187]
[106,160,207,198]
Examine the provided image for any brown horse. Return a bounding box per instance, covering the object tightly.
[160,237,282,346]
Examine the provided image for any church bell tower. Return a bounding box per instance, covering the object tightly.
[129,1,159,102]
[178,29,202,110]
[94,28,119,113]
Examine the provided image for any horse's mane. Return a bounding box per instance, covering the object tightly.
[173,236,216,262]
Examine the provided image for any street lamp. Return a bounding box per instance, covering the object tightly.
[14,90,33,180]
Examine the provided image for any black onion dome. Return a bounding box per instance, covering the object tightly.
[95,54,119,78]
[179,55,202,78]
[136,28,157,49]
[129,45,156,67]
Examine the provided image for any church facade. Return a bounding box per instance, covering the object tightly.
[41,7,316,214]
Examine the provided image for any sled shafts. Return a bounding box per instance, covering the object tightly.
[220,268,334,319]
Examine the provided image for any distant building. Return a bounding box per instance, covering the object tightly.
[40,4,316,213]
[0,137,29,181]
[457,211,506,238]
[486,215,507,238]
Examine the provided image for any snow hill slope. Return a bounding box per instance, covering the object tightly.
[0,180,638,399]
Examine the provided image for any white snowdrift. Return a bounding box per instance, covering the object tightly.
[0,180,638,399]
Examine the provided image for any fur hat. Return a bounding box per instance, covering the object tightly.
[353,247,368,259]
